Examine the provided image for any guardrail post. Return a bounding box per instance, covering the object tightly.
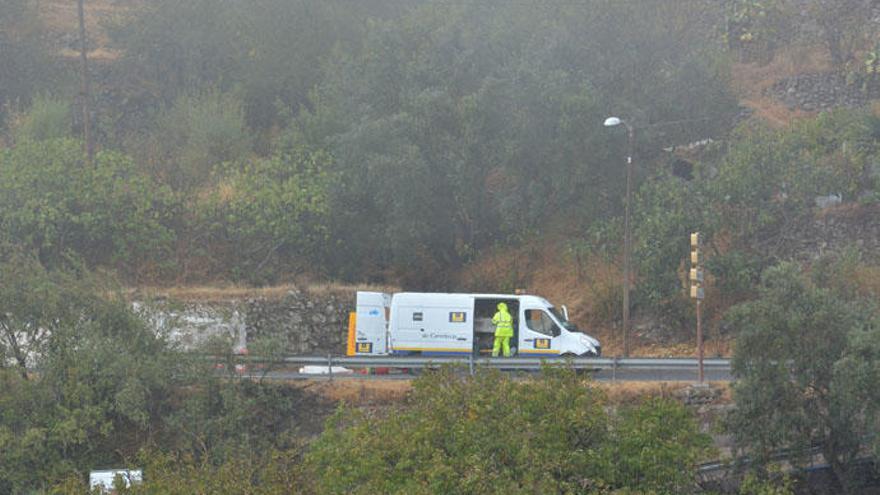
[327,354,333,382]
[612,357,618,382]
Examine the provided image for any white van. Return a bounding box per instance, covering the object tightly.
[352,292,600,357]
[89,469,142,493]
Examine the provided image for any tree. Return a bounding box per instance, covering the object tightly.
[50,449,303,494]
[0,255,179,492]
[0,139,178,275]
[106,0,419,135]
[0,0,54,129]
[726,261,879,491]
[627,109,880,323]
[0,249,77,380]
[77,0,94,163]
[0,255,314,492]
[807,0,875,67]
[297,0,737,283]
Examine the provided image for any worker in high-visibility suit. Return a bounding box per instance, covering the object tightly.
[491,302,514,357]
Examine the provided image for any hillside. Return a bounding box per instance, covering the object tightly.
[2,0,878,355]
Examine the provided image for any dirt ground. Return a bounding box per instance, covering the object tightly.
[292,377,731,407]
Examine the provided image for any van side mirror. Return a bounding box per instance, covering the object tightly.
[561,305,569,321]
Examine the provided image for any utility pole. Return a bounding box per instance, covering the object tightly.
[603,116,634,358]
[77,0,94,164]
[621,124,634,358]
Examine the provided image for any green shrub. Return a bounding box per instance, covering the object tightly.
[155,89,252,190]
[738,473,794,495]
[198,146,332,283]
[0,139,178,274]
[633,173,706,312]
[706,250,765,300]
[724,0,792,62]
[13,94,70,142]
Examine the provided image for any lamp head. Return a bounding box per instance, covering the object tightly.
[604,117,622,127]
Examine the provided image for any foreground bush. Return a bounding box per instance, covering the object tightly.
[727,260,880,491]
[0,254,179,493]
[304,367,711,495]
[48,450,302,495]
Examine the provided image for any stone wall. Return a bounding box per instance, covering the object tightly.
[766,72,880,112]
[795,204,880,262]
[245,289,355,355]
[754,203,880,263]
[140,288,357,355]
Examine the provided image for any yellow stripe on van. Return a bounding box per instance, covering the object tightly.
[346,312,357,356]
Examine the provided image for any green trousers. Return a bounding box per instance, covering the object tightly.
[492,336,511,357]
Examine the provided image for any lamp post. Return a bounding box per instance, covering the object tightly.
[603,116,634,358]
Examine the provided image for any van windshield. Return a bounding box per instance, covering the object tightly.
[548,307,578,331]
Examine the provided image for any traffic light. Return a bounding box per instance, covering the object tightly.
[690,231,706,384]
[689,232,704,300]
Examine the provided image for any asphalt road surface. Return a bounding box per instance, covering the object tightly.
[245,366,733,382]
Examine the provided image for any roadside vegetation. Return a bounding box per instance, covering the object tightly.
[0,251,845,494]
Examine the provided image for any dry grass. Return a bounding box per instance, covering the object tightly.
[730,44,832,97]
[298,379,413,405]
[606,338,732,359]
[741,96,817,128]
[288,378,731,407]
[38,0,138,59]
[129,282,399,302]
[815,201,880,221]
[598,381,731,405]
[131,284,299,301]
[58,46,120,61]
[852,265,880,300]
[731,44,833,127]
[305,282,398,298]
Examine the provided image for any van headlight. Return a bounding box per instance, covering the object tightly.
[579,335,596,348]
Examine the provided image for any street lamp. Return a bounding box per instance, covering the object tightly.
[604,116,634,358]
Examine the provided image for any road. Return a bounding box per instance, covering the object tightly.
[232,356,734,382]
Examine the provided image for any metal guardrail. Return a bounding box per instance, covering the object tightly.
[696,445,823,476]
[234,354,731,373]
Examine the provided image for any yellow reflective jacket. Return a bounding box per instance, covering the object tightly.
[492,303,514,337]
